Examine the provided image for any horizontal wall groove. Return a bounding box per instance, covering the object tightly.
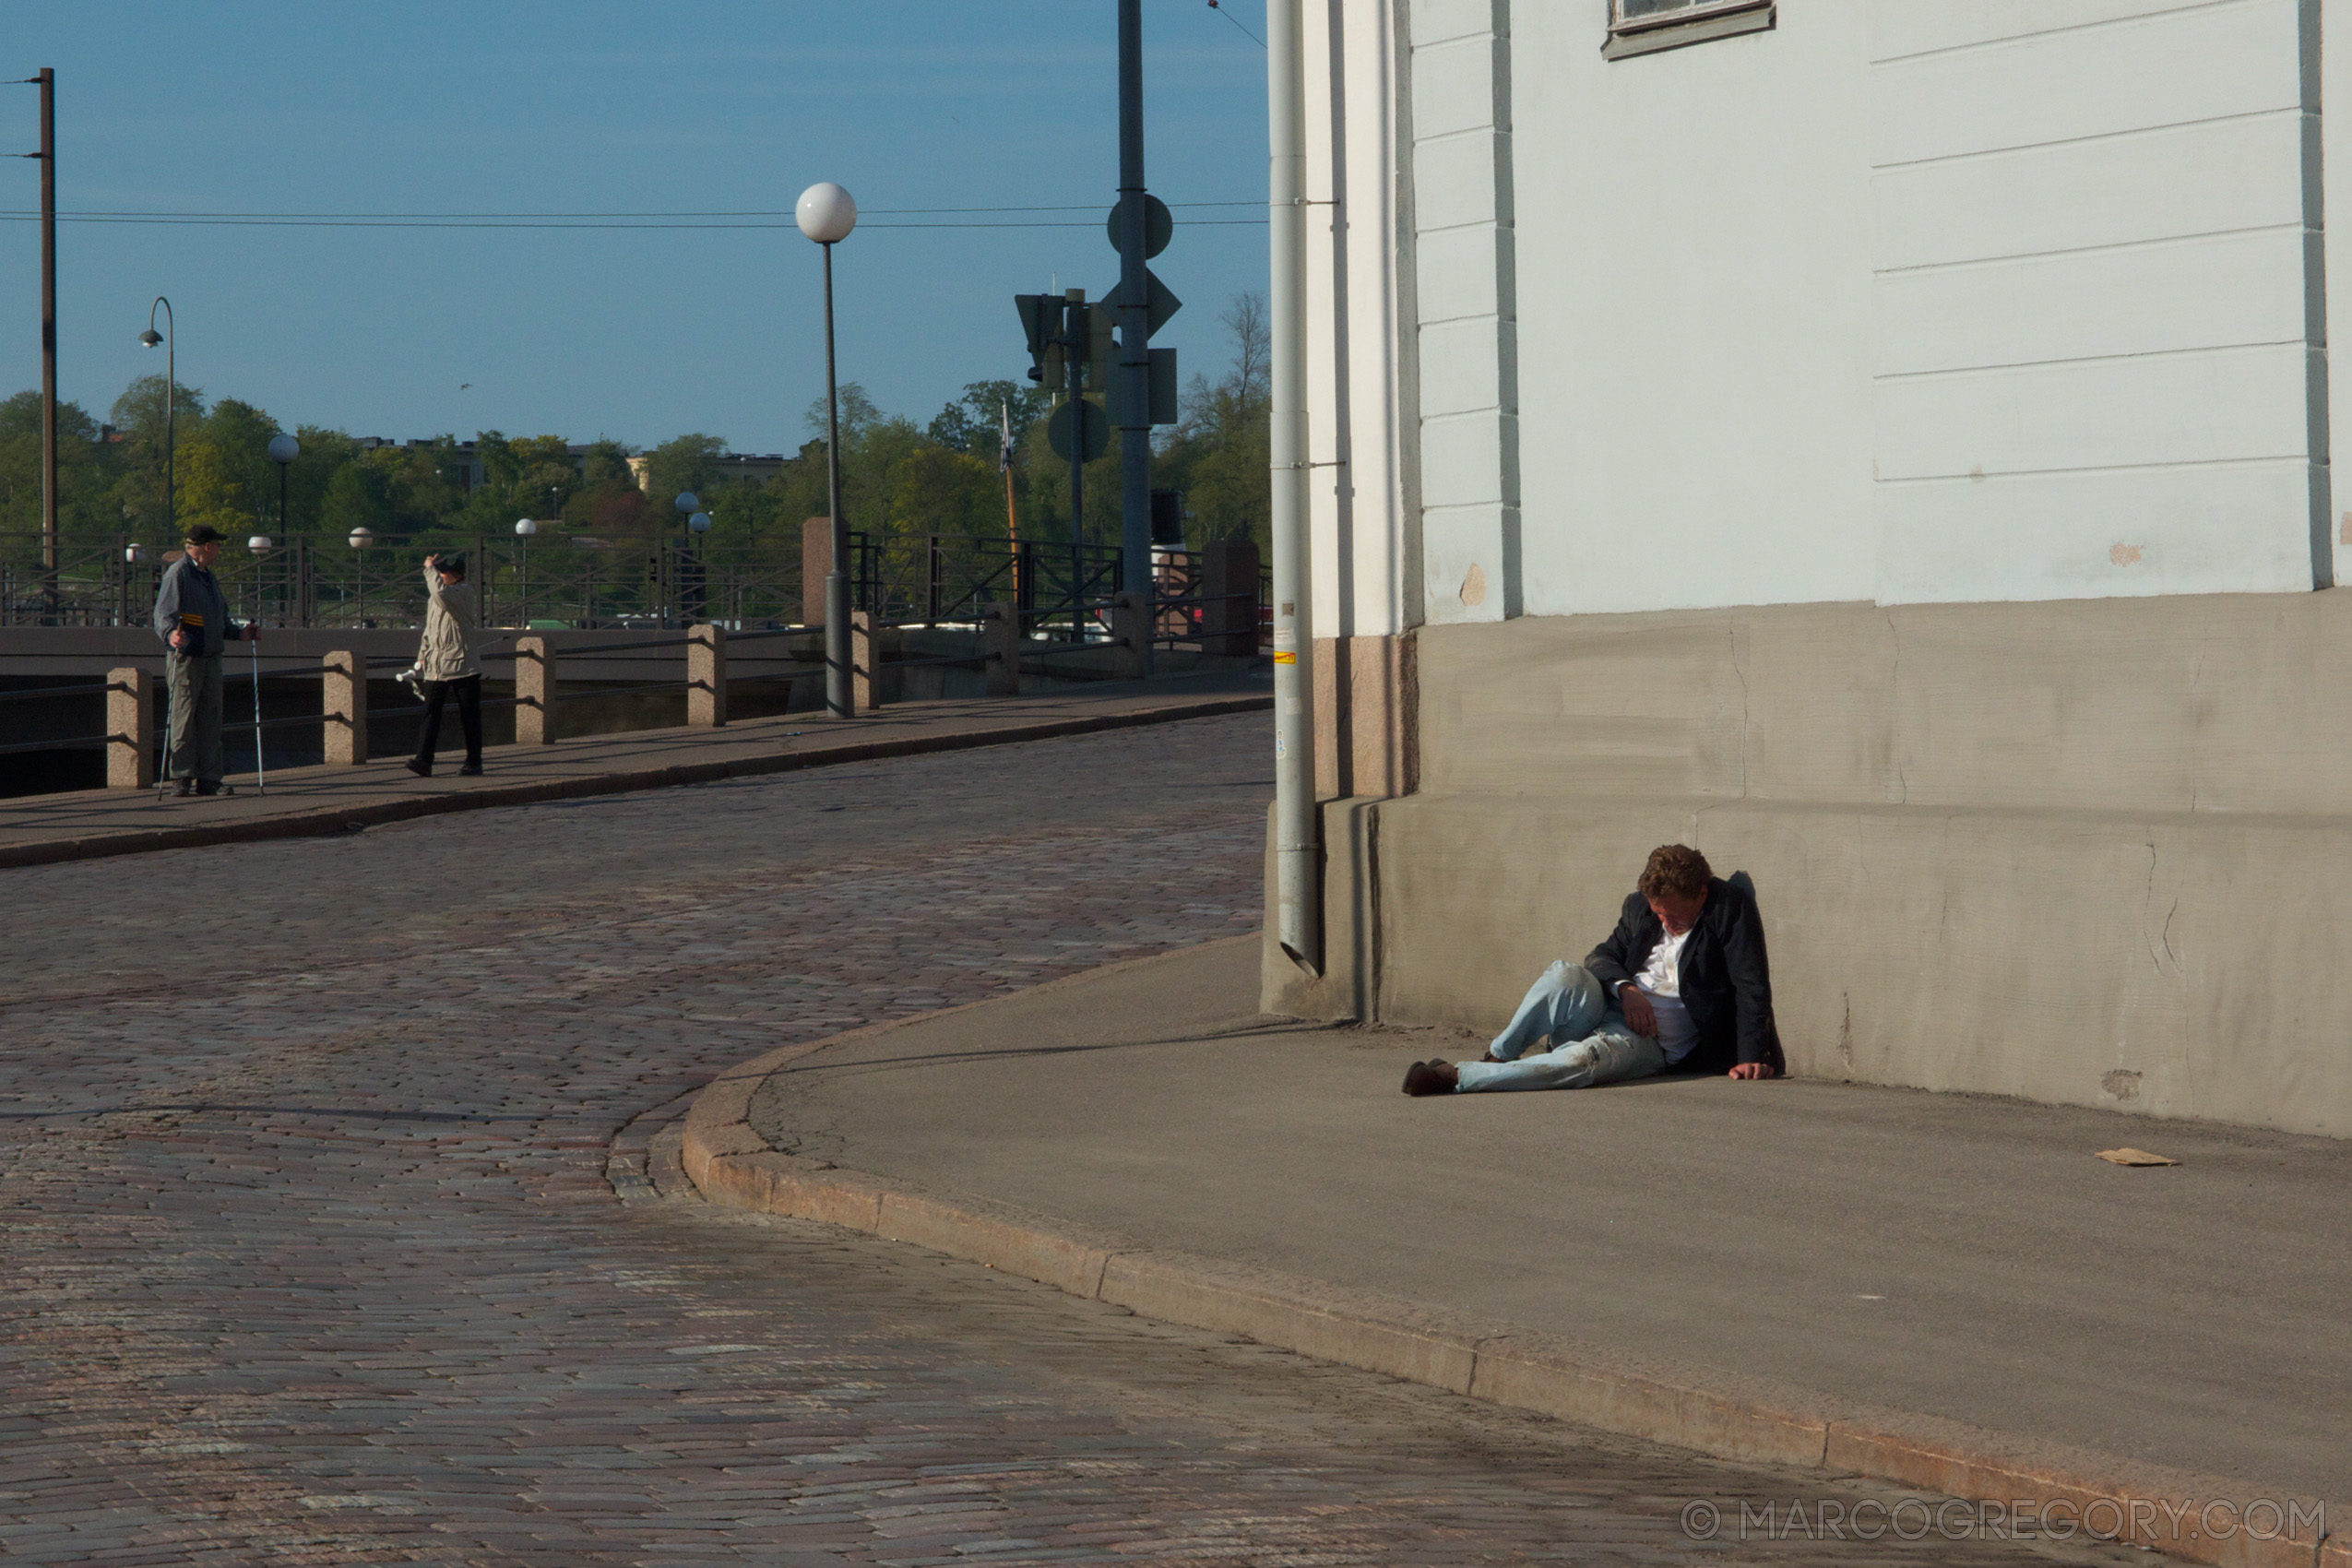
[1870,0,2264,66]
[1876,454,2313,488]
[1872,222,2306,279]
[1874,338,2307,386]
[1871,104,2303,174]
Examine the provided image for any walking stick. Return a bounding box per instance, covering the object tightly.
[248,595,267,794]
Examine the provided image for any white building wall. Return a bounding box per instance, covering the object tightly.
[1871,0,2326,603]
[1408,0,1519,625]
[1304,0,1411,641]
[1377,0,2329,619]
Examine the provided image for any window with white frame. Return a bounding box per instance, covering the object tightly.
[1606,0,1775,59]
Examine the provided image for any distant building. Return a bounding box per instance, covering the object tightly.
[624,453,791,493]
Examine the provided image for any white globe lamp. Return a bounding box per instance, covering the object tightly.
[795,182,857,244]
[514,517,538,538]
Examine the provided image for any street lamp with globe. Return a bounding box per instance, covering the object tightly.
[266,433,299,624]
[514,517,538,624]
[347,525,375,625]
[797,180,857,717]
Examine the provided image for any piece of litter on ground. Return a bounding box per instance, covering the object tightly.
[2097,1147,2179,1167]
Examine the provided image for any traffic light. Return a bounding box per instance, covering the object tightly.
[1014,292,1063,386]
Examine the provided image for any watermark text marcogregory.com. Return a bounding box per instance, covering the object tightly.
[1678,1496,2325,1546]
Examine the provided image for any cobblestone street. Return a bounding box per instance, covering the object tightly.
[2,716,2142,1566]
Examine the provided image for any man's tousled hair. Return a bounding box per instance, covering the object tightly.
[1638,843,1712,900]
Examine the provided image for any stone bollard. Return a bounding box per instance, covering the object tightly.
[849,610,878,713]
[516,635,559,745]
[688,623,728,728]
[106,667,153,789]
[1111,591,1149,682]
[322,650,369,766]
[981,602,1021,696]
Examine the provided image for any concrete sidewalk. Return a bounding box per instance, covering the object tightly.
[0,671,1269,869]
[686,938,2348,1568]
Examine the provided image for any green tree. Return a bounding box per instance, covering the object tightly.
[0,391,117,543]
[1153,291,1270,549]
[927,379,1051,456]
[321,459,397,537]
[109,374,208,533]
[640,433,727,510]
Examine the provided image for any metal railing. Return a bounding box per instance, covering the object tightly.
[0,530,1272,641]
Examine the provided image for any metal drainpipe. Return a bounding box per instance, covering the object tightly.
[1267,0,1321,976]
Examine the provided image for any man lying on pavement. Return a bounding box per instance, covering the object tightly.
[1403,843,1783,1097]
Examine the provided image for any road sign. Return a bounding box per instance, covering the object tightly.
[1049,398,1111,463]
[1110,347,1180,427]
[1105,267,1182,337]
[1105,194,1172,259]
[1086,303,1115,384]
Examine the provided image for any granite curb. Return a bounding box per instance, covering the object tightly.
[682,944,2345,1568]
[0,692,1271,872]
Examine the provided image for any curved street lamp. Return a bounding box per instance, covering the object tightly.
[138,297,174,532]
[798,181,857,718]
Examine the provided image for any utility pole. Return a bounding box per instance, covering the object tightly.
[29,69,56,617]
[1114,0,1150,598]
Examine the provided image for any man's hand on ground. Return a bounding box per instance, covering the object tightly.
[1617,983,1657,1038]
[1728,1062,1776,1080]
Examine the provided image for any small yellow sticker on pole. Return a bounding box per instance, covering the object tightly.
[1273,651,1296,664]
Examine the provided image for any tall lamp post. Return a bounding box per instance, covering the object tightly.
[514,517,537,627]
[138,297,175,532]
[266,432,297,639]
[796,181,857,718]
[348,525,374,625]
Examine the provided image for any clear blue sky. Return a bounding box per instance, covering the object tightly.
[0,1,1272,454]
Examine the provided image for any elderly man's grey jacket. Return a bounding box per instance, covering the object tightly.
[151,557,243,659]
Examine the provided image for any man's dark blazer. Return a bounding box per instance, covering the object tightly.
[1583,875,1783,1076]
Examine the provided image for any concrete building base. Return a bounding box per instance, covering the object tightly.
[1268,590,2352,1138]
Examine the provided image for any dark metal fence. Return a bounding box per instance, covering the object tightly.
[0,530,1271,642]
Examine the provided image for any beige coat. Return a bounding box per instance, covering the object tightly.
[417,564,482,681]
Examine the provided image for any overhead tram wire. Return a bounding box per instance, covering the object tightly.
[0,200,1269,231]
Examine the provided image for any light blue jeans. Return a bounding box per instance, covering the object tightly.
[1455,961,1667,1093]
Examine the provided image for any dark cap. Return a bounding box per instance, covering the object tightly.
[434,551,468,576]
[184,524,226,546]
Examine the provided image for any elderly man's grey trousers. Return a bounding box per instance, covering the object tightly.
[165,652,226,785]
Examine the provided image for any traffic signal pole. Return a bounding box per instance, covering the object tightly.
[1114,0,1151,602]
[1066,289,1086,642]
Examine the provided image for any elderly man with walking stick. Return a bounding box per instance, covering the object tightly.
[151,523,260,799]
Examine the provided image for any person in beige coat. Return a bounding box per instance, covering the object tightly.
[406,552,484,777]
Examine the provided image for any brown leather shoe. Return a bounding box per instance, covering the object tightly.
[1402,1060,1458,1097]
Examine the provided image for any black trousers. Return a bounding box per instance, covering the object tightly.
[415,673,482,767]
